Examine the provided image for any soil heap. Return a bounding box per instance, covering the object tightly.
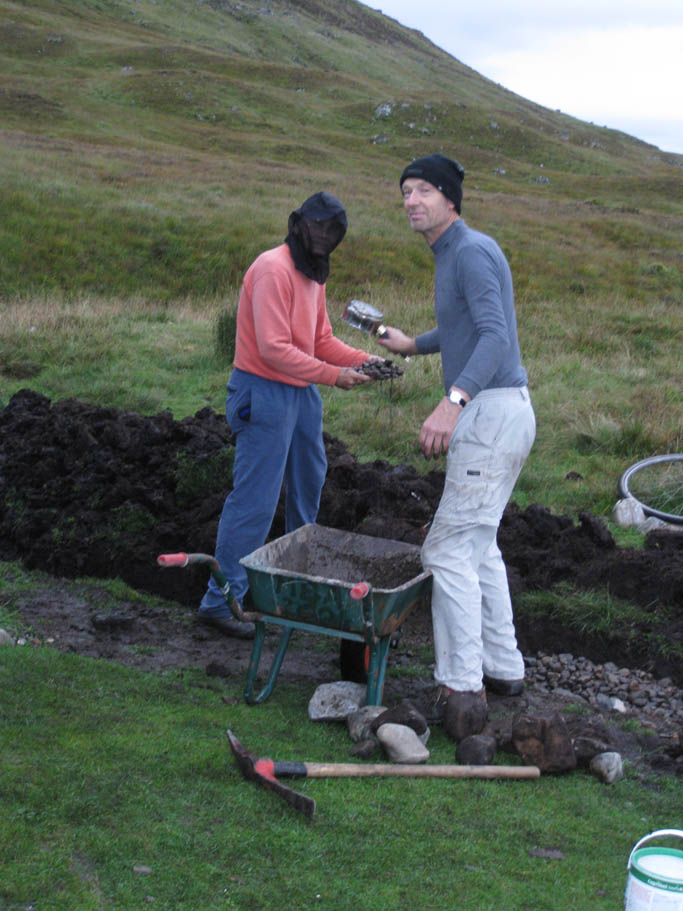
[1,389,681,683]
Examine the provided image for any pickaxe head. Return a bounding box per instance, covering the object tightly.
[227,729,316,819]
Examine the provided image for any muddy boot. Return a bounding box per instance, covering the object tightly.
[198,614,255,640]
[443,689,488,743]
[483,674,525,697]
[412,685,456,725]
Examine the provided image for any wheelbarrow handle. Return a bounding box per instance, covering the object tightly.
[156,552,261,623]
[158,552,220,571]
[157,552,189,567]
[350,581,370,600]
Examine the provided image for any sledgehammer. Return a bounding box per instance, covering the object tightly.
[227,730,540,819]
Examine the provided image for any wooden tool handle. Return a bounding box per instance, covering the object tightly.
[302,763,540,779]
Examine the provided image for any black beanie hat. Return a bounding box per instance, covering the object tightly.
[400,154,465,214]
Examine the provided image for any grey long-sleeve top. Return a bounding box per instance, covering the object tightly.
[415,219,528,399]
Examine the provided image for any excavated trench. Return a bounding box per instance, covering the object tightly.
[1,388,681,685]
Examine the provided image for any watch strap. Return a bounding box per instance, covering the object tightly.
[448,388,467,407]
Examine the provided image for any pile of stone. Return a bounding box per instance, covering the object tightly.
[306,678,669,784]
[525,653,683,729]
[308,682,431,764]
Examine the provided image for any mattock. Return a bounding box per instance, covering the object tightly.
[227,729,540,819]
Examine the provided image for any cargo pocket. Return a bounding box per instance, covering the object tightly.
[440,405,507,523]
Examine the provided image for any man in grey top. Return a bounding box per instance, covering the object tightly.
[377,153,536,714]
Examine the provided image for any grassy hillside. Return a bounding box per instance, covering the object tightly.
[1,0,681,517]
[1,0,681,301]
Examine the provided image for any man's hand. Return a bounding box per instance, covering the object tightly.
[335,367,372,389]
[375,327,418,358]
[419,397,462,459]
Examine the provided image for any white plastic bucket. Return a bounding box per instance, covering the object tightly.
[625,830,683,910]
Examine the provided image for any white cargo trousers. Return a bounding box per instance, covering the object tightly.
[421,387,536,692]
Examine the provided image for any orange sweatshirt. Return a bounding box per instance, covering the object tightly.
[233,244,369,387]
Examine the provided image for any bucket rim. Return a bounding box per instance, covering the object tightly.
[629,847,683,892]
[628,829,683,869]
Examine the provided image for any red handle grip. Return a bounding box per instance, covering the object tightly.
[157,553,188,567]
[350,582,370,600]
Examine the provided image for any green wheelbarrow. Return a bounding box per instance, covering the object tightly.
[158,524,432,707]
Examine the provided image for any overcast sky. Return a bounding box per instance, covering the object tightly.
[361,0,683,155]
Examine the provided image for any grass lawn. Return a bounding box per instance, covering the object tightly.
[2,645,679,911]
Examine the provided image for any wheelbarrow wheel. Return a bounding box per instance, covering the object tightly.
[339,639,369,683]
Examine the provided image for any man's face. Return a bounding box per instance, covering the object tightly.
[401,178,457,243]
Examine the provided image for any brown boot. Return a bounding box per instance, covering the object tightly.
[412,684,457,724]
[483,674,525,697]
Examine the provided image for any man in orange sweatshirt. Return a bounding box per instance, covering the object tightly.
[199,192,378,637]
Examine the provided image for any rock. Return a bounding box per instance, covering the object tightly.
[91,612,135,631]
[612,497,680,533]
[0,628,15,646]
[612,498,647,528]
[512,712,577,773]
[528,847,565,860]
[554,687,587,703]
[572,733,613,767]
[456,735,497,765]
[347,705,387,742]
[596,694,628,714]
[349,738,379,759]
[369,700,428,736]
[376,723,430,763]
[308,682,366,721]
[485,719,516,754]
[443,691,488,743]
[590,751,624,784]
[565,717,612,758]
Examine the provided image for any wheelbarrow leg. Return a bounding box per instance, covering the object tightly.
[365,636,391,706]
[243,621,294,705]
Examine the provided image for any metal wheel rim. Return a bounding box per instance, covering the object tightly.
[618,453,683,525]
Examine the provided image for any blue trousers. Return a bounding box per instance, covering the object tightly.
[199,369,327,615]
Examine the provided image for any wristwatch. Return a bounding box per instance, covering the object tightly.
[447,388,467,408]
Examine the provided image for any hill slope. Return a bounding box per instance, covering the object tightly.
[1,0,681,301]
